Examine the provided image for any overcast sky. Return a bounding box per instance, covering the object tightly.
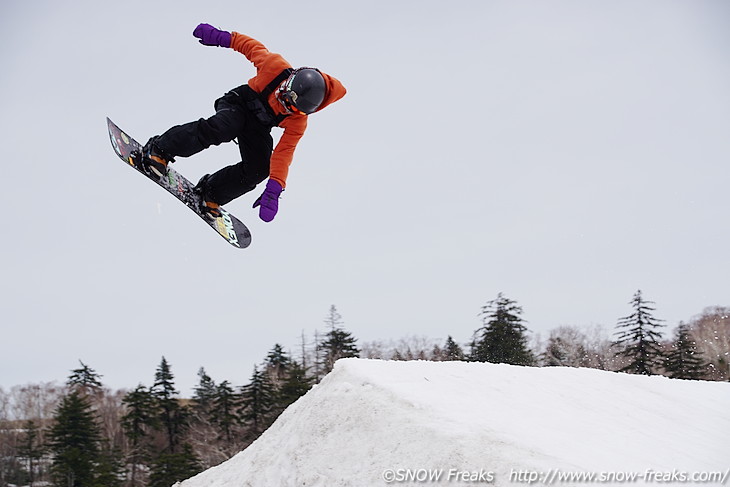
[1,0,728,395]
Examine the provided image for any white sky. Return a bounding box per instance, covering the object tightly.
[1,0,728,395]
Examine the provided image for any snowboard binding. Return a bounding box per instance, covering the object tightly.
[132,137,175,180]
[194,174,222,220]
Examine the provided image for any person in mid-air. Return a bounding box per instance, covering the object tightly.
[135,23,347,222]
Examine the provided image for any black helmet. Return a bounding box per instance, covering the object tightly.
[280,68,326,115]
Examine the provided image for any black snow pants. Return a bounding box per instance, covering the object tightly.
[154,86,275,206]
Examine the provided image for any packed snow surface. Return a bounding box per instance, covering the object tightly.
[177,359,730,486]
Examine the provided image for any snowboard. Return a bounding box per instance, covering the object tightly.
[106,118,251,249]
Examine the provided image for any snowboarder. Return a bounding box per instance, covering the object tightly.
[135,23,347,222]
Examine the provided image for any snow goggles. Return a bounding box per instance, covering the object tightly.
[277,75,306,116]
[280,90,307,116]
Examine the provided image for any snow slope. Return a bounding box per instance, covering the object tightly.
[177,359,730,486]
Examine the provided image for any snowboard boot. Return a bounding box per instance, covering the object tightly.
[135,136,175,180]
[194,174,222,220]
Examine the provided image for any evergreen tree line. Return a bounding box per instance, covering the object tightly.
[1,298,727,486]
[362,292,728,382]
[0,306,359,487]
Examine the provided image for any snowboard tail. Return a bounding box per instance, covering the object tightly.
[106,117,251,248]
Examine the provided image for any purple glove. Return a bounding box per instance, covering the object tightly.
[253,179,283,222]
[193,23,231,48]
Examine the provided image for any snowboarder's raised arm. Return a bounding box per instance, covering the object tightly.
[192,24,280,71]
[228,33,278,69]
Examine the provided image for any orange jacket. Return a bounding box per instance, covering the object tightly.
[229,32,346,188]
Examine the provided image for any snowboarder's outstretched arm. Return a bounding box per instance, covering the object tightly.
[193,24,280,70]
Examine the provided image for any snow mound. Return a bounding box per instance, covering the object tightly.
[178,359,730,486]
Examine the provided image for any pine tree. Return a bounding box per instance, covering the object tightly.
[151,357,187,453]
[319,305,360,375]
[442,336,465,361]
[542,327,591,367]
[277,361,313,409]
[544,336,565,366]
[663,323,709,380]
[122,385,158,486]
[0,457,30,487]
[122,386,158,443]
[189,366,218,453]
[261,345,313,419]
[47,391,101,487]
[686,307,730,380]
[92,443,125,487]
[17,420,44,485]
[211,380,240,445]
[472,293,534,365]
[192,367,217,416]
[265,344,292,385]
[67,361,103,394]
[148,444,201,487]
[239,366,276,435]
[613,290,665,375]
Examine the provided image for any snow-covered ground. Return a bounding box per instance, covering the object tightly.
[177,359,730,486]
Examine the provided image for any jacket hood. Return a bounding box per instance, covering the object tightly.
[316,71,347,112]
